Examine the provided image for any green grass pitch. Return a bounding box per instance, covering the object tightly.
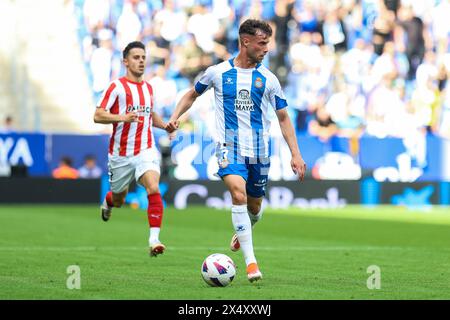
[1,204,450,299]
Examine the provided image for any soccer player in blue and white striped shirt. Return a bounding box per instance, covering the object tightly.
[168,19,306,282]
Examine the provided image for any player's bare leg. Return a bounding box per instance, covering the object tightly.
[224,175,262,282]
[247,196,264,224]
[230,196,264,252]
[101,189,128,222]
[139,170,165,257]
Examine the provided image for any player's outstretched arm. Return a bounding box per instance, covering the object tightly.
[275,108,307,181]
[166,88,200,131]
[151,111,176,134]
[151,111,167,129]
[94,107,141,124]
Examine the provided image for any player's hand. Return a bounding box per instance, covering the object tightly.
[168,131,177,141]
[123,112,142,123]
[291,154,306,181]
[166,119,179,132]
[164,122,178,140]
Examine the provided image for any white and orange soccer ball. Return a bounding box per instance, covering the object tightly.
[201,253,236,287]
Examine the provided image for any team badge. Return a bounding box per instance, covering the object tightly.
[254,77,263,88]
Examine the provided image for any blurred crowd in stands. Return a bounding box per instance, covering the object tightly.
[73,0,450,152]
[52,155,103,179]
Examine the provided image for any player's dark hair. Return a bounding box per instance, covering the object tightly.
[123,41,145,59]
[239,19,272,37]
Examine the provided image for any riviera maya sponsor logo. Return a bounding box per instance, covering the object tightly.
[234,89,254,111]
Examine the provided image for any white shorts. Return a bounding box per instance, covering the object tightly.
[107,148,161,193]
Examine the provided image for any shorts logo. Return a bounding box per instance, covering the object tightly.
[236,225,245,232]
[108,169,113,182]
[254,178,267,187]
[254,77,263,88]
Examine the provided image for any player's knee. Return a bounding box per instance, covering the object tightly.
[231,190,247,205]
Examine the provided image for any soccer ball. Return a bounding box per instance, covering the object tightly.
[201,253,236,287]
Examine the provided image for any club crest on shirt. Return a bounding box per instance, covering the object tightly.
[254,77,263,88]
[234,89,254,111]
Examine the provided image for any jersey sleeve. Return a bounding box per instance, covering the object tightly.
[194,66,215,95]
[97,82,118,111]
[269,76,288,111]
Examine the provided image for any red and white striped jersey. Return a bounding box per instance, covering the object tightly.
[97,77,155,157]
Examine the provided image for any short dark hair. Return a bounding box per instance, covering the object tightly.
[123,41,145,59]
[239,19,272,37]
[84,154,96,161]
[61,156,73,167]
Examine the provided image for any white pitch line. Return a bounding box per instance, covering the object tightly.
[0,245,440,252]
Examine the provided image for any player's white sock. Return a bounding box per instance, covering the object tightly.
[149,227,161,246]
[232,204,256,266]
[248,207,264,227]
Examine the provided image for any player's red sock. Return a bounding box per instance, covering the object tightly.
[147,193,163,228]
[105,191,114,207]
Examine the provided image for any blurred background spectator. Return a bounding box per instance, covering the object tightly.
[78,154,103,179]
[308,105,338,143]
[0,116,14,133]
[52,157,79,179]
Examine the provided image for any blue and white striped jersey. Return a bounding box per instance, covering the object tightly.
[194,58,288,158]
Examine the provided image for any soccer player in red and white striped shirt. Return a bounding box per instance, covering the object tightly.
[94,41,175,257]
